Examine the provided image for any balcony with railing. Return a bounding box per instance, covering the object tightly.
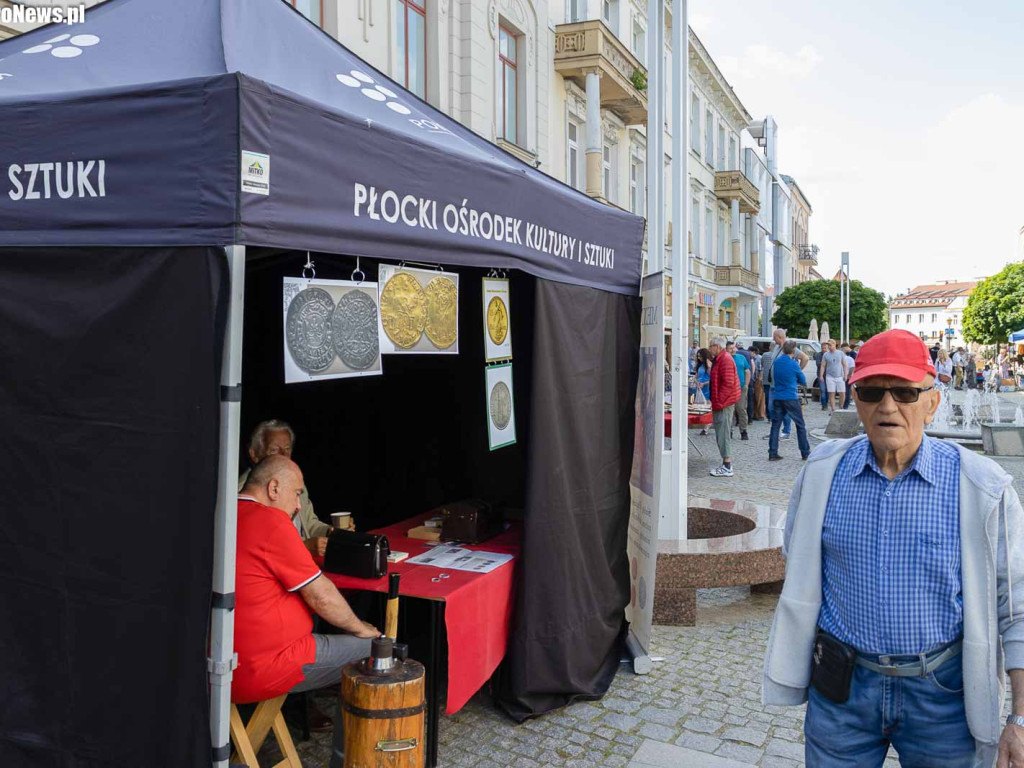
[714,265,759,291]
[713,171,759,214]
[797,244,819,265]
[554,20,648,124]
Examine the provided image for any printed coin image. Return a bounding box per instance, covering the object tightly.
[380,272,427,348]
[489,380,512,430]
[486,296,508,345]
[332,289,379,370]
[286,286,336,373]
[424,276,458,349]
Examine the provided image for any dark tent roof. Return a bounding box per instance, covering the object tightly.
[0,0,644,294]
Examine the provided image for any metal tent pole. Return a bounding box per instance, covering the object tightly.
[670,0,689,543]
[209,244,246,768]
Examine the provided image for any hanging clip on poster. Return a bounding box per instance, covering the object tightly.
[352,256,365,285]
[302,252,316,282]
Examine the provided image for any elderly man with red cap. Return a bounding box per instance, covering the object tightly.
[762,329,1024,767]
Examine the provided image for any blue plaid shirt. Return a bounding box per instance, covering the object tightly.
[818,436,962,654]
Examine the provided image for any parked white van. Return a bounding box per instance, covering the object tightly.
[735,335,822,383]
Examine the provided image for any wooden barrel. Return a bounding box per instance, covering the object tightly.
[341,658,426,768]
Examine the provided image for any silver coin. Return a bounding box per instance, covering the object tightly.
[332,289,379,370]
[286,286,336,373]
[489,380,512,430]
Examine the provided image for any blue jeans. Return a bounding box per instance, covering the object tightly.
[769,399,809,458]
[819,379,828,408]
[805,656,975,767]
[843,381,852,409]
[765,384,791,434]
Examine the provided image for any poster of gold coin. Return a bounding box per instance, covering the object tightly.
[481,277,512,362]
[283,277,383,384]
[377,264,459,354]
[484,362,516,450]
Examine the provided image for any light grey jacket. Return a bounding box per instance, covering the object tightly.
[762,435,1024,754]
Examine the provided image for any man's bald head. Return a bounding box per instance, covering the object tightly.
[242,455,304,515]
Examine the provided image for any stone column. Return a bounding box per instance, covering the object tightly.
[584,69,603,199]
[730,199,741,266]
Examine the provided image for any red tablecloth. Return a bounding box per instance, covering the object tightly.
[321,515,521,714]
[664,410,713,437]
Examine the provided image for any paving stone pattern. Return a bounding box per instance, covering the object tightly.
[263,400,1024,766]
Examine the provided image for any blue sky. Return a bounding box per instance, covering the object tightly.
[689,0,1024,296]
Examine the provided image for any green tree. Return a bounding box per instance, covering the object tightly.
[770,279,888,342]
[962,261,1024,345]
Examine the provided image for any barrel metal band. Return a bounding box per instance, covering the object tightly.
[342,701,425,719]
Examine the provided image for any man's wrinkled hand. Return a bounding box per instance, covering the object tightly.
[997,723,1024,768]
[353,621,379,639]
[304,536,328,558]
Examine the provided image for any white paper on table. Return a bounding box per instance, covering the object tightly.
[406,545,513,574]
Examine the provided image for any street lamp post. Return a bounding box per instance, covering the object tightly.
[947,316,953,351]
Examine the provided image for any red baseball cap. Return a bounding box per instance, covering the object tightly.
[849,329,937,384]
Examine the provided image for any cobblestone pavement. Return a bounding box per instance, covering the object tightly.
[271,396,1022,767]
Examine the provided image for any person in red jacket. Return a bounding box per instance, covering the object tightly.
[708,336,742,477]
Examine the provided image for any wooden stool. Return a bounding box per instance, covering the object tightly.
[229,694,302,768]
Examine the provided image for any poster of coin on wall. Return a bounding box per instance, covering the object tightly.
[484,363,516,450]
[482,277,512,362]
[377,264,459,354]
[283,277,383,383]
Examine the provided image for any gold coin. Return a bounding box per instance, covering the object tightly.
[487,296,508,345]
[380,272,426,349]
[424,276,458,349]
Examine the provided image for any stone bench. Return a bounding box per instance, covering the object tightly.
[653,497,786,626]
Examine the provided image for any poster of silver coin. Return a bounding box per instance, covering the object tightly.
[484,363,516,450]
[283,277,383,383]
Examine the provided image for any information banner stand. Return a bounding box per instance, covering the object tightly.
[626,272,664,670]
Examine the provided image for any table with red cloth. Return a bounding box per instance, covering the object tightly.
[663,409,713,438]
[321,513,521,767]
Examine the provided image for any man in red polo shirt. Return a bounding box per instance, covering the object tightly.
[234,455,377,768]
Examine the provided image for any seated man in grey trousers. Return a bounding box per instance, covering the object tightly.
[233,456,378,768]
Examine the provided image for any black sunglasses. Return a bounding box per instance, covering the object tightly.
[853,384,934,404]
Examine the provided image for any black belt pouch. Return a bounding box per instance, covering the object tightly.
[810,631,857,704]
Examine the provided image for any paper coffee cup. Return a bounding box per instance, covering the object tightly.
[331,512,352,530]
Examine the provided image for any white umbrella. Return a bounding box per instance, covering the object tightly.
[820,321,830,343]
[808,319,818,343]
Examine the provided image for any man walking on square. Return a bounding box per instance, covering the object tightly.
[763,328,810,440]
[728,340,751,441]
[762,329,1024,767]
[819,339,848,413]
[708,336,741,477]
[768,340,810,462]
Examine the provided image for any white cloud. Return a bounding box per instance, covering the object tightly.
[719,44,823,80]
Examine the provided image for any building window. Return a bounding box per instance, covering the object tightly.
[717,215,726,265]
[918,314,924,324]
[602,0,618,33]
[932,313,938,323]
[906,314,911,324]
[690,197,700,255]
[568,0,586,22]
[291,0,322,26]
[717,125,726,172]
[567,119,582,190]
[705,110,714,165]
[631,16,645,64]
[498,26,518,144]
[603,143,617,202]
[394,0,426,98]
[690,94,700,153]
[729,136,737,170]
[630,156,645,216]
[704,207,713,264]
